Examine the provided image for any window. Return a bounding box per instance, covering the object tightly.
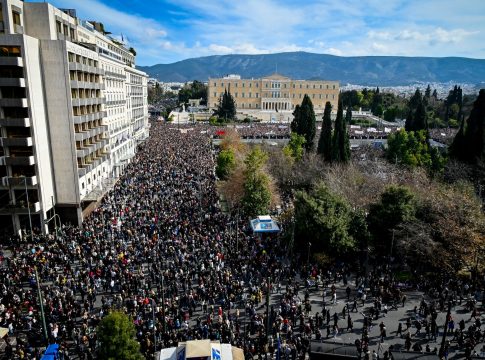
[313,84,316,89]
[63,24,68,35]
[312,94,315,99]
[82,182,85,189]
[0,46,21,57]
[56,21,62,33]
[213,82,216,86]
[333,85,336,89]
[299,84,302,89]
[320,84,322,89]
[221,82,224,86]
[213,92,216,97]
[299,94,302,98]
[70,28,75,40]
[242,83,245,87]
[235,92,238,97]
[249,92,252,98]
[256,93,259,98]
[12,11,21,26]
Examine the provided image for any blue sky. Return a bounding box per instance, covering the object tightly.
[45,0,485,66]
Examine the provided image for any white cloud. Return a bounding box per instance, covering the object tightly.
[326,48,343,56]
[48,0,485,63]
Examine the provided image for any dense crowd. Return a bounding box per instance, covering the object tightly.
[0,122,482,360]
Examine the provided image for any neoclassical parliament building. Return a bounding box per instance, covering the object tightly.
[208,74,339,116]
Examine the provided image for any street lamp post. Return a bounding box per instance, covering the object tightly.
[149,298,157,354]
[34,266,49,345]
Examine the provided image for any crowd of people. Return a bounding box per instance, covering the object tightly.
[0,122,482,360]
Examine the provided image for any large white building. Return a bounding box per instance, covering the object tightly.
[0,0,149,236]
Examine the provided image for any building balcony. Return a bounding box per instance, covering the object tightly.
[68,63,103,75]
[1,175,37,187]
[70,80,105,90]
[0,98,27,107]
[71,97,106,107]
[75,147,89,158]
[0,201,41,215]
[0,57,23,67]
[0,136,32,147]
[75,130,89,142]
[2,155,35,166]
[0,117,30,127]
[73,111,107,124]
[0,78,25,87]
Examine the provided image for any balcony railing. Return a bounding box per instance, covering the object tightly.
[0,136,32,147]
[1,175,37,187]
[0,78,25,87]
[0,117,30,127]
[3,155,35,166]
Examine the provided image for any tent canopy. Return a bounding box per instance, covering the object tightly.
[186,339,211,358]
[250,215,280,233]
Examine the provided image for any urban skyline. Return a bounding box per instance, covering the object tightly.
[43,0,485,66]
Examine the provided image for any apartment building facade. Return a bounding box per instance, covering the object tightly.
[0,0,149,236]
[208,73,340,114]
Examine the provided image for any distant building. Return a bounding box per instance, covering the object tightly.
[208,73,339,114]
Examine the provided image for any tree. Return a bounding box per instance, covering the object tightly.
[241,147,272,217]
[179,80,208,105]
[332,101,344,162]
[387,129,445,173]
[283,132,306,162]
[294,182,357,256]
[216,149,236,179]
[342,107,352,162]
[331,101,350,163]
[367,185,416,254]
[450,89,485,163]
[317,101,333,162]
[213,89,236,121]
[405,89,428,132]
[291,95,316,151]
[96,311,143,360]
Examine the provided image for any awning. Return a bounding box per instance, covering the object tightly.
[250,215,280,233]
[231,347,244,360]
[186,339,211,358]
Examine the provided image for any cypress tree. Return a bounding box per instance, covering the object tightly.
[291,105,301,134]
[317,101,333,162]
[214,89,236,121]
[332,100,344,162]
[342,107,351,163]
[450,89,485,163]
[291,95,316,151]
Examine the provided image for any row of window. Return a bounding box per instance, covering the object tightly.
[213,81,337,90]
[57,22,76,41]
[73,104,102,116]
[80,167,106,190]
[213,92,335,100]
[68,52,98,67]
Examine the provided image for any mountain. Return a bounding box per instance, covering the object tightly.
[138,52,485,86]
